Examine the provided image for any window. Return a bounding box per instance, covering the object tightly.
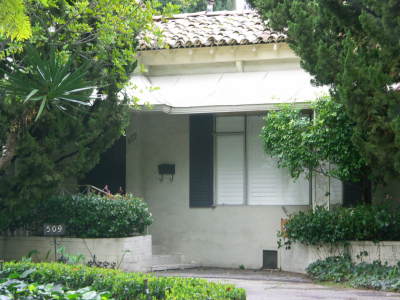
[246,115,309,205]
[215,116,245,205]
[189,114,310,207]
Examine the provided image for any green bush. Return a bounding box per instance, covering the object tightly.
[27,193,153,238]
[279,204,400,248]
[1,262,246,300]
[307,256,400,291]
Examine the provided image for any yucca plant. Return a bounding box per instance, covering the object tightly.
[0,47,95,121]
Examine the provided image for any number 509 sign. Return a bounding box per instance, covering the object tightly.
[43,224,65,236]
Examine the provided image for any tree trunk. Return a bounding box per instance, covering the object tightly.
[0,131,17,172]
[361,176,372,204]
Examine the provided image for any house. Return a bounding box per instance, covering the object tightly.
[124,10,341,269]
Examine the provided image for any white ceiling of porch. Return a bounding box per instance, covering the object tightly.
[127,68,329,114]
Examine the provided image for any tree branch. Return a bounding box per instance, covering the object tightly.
[54,139,97,164]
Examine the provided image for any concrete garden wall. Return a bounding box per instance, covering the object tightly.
[280,241,400,274]
[0,235,152,272]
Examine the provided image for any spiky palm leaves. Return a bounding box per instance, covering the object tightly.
[0,48,95,121]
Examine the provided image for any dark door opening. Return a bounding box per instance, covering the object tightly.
[80,137,126,194]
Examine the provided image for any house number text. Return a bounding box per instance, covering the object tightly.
[43,224,65,236]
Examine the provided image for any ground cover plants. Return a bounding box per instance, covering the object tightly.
[1,262,246,300]
[307,256,400,292]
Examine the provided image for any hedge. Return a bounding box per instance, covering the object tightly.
[1,262,246,300]
[279,204,400,248]
[26,193,153,238]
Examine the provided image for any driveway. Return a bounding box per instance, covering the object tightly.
[154,268,400,300]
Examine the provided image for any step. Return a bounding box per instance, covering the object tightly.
[151,263,201,271]
[152,254,183,266]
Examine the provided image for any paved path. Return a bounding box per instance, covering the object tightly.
[154,268,400,300]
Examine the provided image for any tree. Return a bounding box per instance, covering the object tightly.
[0,0,32,40]
[159,0,234,13]
[262,98,370,203]
[0,47,95,171]
[250,0,400,184]
[0,0,176,231]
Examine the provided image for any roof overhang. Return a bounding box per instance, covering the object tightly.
[136,102,312,114]
[137,43,296,68]
[126,69,329,115]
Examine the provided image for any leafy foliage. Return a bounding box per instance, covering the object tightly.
[250,0,400,183]
[57,246,86,265]
[279,204,400,249]
[0,278,112,300]
[1,262,247,300]
[9,193,153,237]
[307,256,354,282]
[0,0,32,40]
[307,256,400,291]
[159,0,234,13]
[0,0,177,229]
[262,97,367,182]
[0,47,94,121]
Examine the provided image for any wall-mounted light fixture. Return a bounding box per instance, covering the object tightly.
[158,164,175,182]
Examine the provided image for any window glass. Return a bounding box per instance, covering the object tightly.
[216,116,245,132]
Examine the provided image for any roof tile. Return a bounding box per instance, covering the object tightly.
[139,11,286,50]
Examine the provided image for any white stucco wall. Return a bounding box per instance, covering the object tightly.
[280,241,400,274]
[126,112,308,269]
[0,235,152,272]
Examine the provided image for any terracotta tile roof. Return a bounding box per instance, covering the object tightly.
[138,11,286,50]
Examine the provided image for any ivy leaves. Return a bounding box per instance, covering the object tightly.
[262,97,367,182]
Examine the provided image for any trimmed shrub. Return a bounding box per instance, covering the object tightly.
[1,262,246,300]
[279,204,400,248]
[26,193,153,238]
[307,256,400,291]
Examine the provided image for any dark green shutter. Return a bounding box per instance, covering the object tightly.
[189,114,214,207]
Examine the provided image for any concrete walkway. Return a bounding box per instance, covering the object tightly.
[154,268,400,300]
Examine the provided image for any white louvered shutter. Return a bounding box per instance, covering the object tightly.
[215,116,245,205]
[246,115,309,205]
[329,177,343,205]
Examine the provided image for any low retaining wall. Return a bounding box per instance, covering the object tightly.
[280,241,400,274]
[0,235,152,272]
